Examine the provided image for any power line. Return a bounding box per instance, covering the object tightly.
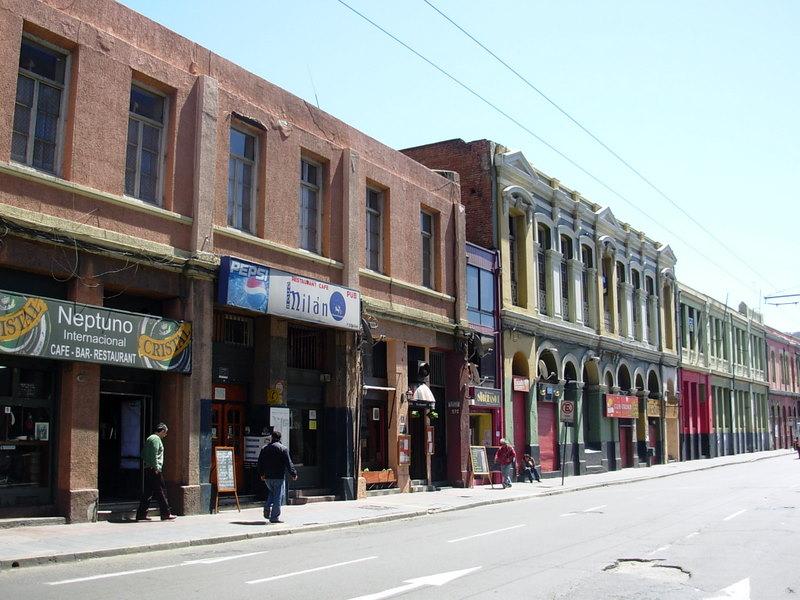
[335,0,761,292]
[422,0,776,291]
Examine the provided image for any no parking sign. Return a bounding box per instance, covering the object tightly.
[560,399,575,424]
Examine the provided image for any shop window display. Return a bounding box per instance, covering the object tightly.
[0,364,54,502]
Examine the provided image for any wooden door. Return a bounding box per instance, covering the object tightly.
[512,391,527,469]
[537,401,557,471]
[211,402,245,491]
[648,419,659,465]
[619,423,633,468]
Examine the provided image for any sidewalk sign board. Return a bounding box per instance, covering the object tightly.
[213,446,240,513]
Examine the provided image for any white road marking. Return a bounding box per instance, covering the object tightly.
[345,566,482,600]
[47,551,270,585]
[182,551,269,564]
[706,577,751,599]
[561,504,607,517]
[723,509,747,522]
[647,545,670,556]
[246,556,377,584]
[47,565,178,585]
[685,531,700,539]
[447,524,526,543]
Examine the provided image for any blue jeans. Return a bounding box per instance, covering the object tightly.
[264,478,285,521]
[501,463,515,487]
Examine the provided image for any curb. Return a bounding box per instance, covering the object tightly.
[0,451,789,570]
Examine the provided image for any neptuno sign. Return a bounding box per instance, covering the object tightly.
[268,273,360,331]
[0,290,192,372]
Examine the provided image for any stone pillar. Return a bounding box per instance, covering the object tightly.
[648,295,660,347]
[386,340,409,492]
[635,289,646,342]
[568,381,586,475]
[446,353,470,487]
[548,249,563,319]
[622,282,634,339]
[57,263,102,522]
[342,148,361,289]
[568,258,583,325]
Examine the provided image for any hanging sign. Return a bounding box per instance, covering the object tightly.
[266,272,360,331]
[646,399,662,418]
[604,394,639,419]
[512,376,530,392]
[472,387,502,407]
[217,256,270,313]
[0,290,191,372]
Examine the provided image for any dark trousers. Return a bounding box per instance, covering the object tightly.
[522,466,541,482]
[136,468,171,519]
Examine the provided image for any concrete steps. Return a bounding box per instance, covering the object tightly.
[365,488,402,498]
[0,516,65,529]
[287,488,337,506]
[585,465,605,475]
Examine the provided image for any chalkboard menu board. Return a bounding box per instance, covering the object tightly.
[469,446,489,475]
[214,447,236,492]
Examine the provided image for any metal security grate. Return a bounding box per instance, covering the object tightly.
[213,313,253,347]
[288,326,325,370]
[429,351,445,387]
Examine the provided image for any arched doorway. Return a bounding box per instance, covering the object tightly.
[537,350,559,472]
[617,364,634,468]
[646,370,661,465]
[564,360,578,475]
[511,352,530,474]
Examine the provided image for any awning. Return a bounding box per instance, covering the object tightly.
[411,383,436,405]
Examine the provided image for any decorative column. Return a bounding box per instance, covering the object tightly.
[622,282,634,340]
[547,249,563,319]
[586,267,598,331]
[635,288,646,342]
[568,258,583,325]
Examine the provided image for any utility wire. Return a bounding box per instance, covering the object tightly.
[422,0,776,291]
[336,0,759,292]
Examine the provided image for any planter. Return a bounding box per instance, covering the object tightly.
[361,470,395,485]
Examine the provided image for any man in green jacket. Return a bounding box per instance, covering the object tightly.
[136,423,176,521]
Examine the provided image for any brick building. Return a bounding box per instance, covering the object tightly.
[765,326,800,449]
[0,0,468,521]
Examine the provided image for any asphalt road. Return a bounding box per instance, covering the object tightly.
[2,454,799,599]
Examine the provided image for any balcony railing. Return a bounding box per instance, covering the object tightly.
[538,289,547,313]
[561,297,570,319]
[583,301,592,327]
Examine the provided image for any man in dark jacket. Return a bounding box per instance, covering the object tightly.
[257,430,297,523]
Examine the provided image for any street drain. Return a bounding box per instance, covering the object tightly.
[604,559,691,583]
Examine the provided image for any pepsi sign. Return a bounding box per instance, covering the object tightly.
[218,257,270,313]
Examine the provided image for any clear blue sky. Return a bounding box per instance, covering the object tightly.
[123,0,800,333]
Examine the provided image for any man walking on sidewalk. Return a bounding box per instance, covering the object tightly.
[495,438,517,488]
[258,430,297,523]
[136,423,176,521]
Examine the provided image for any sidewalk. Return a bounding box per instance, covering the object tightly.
[0,450,792,570]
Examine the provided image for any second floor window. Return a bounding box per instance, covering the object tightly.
[421,210,434,288]
[467,265,495,328]
[300,159,321,252]
[366,187,383,272]
[227,127,256,232]
[12,37,67,174]
[126,85,165,204]
[508,215,519,305]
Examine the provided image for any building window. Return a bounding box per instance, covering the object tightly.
[537,224,550,314]
[300,158,321,252]
[581,245,593,327]
[366,187,383,272]
[227,126,256,232]
[467,265,495,328]
[12,37,68,174]
[126,85,165,204]
[508,215,519,306]
[560,235,572,320]
[421,210,434,288]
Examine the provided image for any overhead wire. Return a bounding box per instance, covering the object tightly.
[422,0,776,291]
[335,0,760,292]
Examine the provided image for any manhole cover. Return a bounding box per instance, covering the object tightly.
[604,559,691,583]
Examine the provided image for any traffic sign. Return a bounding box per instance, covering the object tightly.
[560,399,575,424]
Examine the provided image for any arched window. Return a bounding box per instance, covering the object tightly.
[645,275,655,343]
[537,224,550,314]
[616,262,626,336]
[771,351,776,383]
[560,234,573,320]
[508,215,519,306]
[631,270,641,339]
[581,245,593,328]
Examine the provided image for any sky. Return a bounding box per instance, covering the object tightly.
[122,0,800,333]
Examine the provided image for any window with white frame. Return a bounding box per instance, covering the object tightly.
[300,158,321,252]
[12,37,68,174]
[126,85,166,204]
[366,187,383,272]
[227,126,257,232]
[421,210,434,288]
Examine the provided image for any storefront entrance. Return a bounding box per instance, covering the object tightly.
[619,423,634,469]
[409,406,427,481]
[98,392,154,501]
[211,399,245,493]
[648,418,660,465]
[512,391,527,466]
[289,406,323,488]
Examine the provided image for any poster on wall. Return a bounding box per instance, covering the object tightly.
[0,290,192,372]
[270,407,290,452]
